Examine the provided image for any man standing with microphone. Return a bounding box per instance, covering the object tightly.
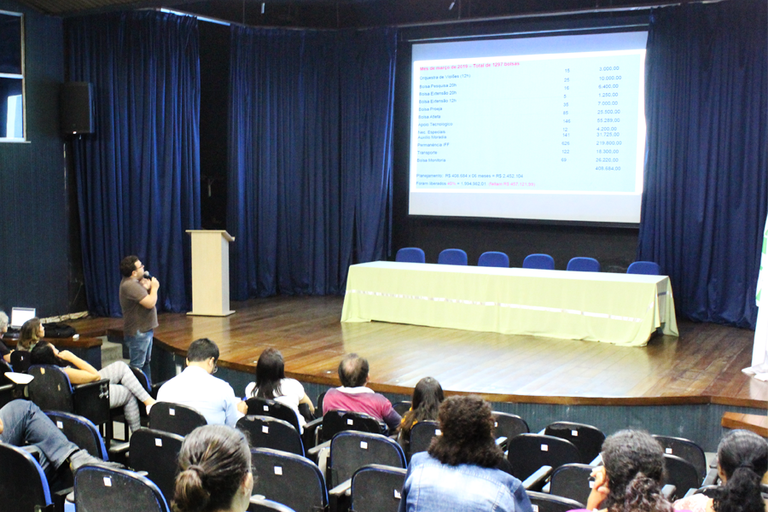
[119,255,159,382]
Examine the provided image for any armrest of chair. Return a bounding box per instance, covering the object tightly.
[590,453,603,466]
[702,467,719,487]
[495,435,508,451]
[303,417,323,448]
[306,439,331,464]
[150,379,168,399]
[329,479,352,512]
[662,484,677,500]
[522,465,553,491]
[52,486,73,512]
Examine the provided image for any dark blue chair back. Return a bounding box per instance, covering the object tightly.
[437,248,468,265]
[395,247,426,263]
[45,410,109,460]
[74,465,170,512]
[627,261,661,275]
[0,443,53,512]
[478,251,510,268]
[250,448,328,512]
[566,257,601,272]
[523,253,555,270]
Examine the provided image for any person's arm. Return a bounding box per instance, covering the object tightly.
[383,406,402,431]
[58,350,101,384]
[138,277,160,309]
[299,393,315,414]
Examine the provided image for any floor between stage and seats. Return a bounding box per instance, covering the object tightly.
[70,295,768,409]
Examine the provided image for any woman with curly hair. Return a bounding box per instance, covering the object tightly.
[173,425,253,512]
[577,430,675,512]
[397,377,444,455]
[673,429,768,512]
[399,395,533,512]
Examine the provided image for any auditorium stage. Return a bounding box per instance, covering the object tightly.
[71,295,767,409]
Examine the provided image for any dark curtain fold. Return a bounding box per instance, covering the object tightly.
[66,12,201,315]
[228,26,396,299]
[638,0,768,328]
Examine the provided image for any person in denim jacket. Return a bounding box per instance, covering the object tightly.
[399,395,533,512]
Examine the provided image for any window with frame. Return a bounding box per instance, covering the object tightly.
[0,11,24,141]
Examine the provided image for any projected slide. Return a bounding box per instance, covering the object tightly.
[408,32,648,224]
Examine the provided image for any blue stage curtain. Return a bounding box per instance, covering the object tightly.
[66,12,201,315]
[228,26,396,299]
[638,0,768,328]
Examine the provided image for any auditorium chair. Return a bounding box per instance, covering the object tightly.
[245,396,303,433]
[506,433,581,487]
[408,420,441,460]
[566,257,601,272]
[437,248,468,265]
[547,463,594,505]
[544,421,605,464]
[478,251,510,268]
[250,448,328,512]
[71,465,170,512]
[350,464,407,512]
[663,454,701,498]
[652,434,709,481]
[395,247,426,263]
[627,261,661,275]
[237,415,305,456]
[248,497,297,512]
[392,400,412,416]
[128,427,184,502]
[526,490,585,512]
[45,411,109,461]
[492,411,529,449]
[0,443,55,512]
[148,401,206,436]
[523,253,555,270]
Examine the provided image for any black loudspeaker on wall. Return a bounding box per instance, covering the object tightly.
[60,82,94,135]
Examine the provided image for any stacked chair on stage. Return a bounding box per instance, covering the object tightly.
[566,257,601,272]
[478,251,510,268]
[395,247,426,263]
[627,261,661,275]
[437,248,468,265]
[523,253,556,270]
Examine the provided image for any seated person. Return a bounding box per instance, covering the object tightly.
[397,376,443,455]
[31,341,156,432]
[173,425,253,512]
[399,395,533,512]
[157,338,244,427]
[0,399,120,485]
[244,347,315,429]
[323,353,401,431]
[572,429,676,512]
[0,310,11,364]
[674,429,768,512]
[18,317,44,351]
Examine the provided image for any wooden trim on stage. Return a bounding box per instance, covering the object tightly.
[69,295,768,409]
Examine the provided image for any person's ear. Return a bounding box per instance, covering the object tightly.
[243,472,254,495]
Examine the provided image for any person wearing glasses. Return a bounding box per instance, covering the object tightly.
[119,255,160,381]
[156,338,245,426]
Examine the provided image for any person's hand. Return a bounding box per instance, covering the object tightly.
[237,400,248,415]
[58,350,75,362]
[0,416,4,435]
[150,277,159,291]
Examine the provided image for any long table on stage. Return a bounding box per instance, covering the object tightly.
[341,261,678,346]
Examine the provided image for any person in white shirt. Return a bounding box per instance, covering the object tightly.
[244,348,315,429]
[157,338,245,427]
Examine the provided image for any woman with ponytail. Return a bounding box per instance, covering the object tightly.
[571,430,676,512]
[173,425,254,512]
[674,430,768,512]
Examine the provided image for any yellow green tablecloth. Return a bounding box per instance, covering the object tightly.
[341,261,678,346]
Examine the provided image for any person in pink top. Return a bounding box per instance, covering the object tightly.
[322,353,401,431]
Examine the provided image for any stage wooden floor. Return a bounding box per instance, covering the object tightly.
[71,295,768,409]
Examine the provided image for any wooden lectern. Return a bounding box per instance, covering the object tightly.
[186,230,235,316]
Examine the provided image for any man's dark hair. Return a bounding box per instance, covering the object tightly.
[428,395,503,468]
[338,353,369,387]
[120,255,139,277]
[187,338,220,363]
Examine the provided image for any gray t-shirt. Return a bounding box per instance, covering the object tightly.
[119,277,158,335]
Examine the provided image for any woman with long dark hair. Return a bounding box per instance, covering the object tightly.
[576,430,674,512]
[173,425,253,512]
[244,348,314,426]
[398,377,444,453]
[399,395,533,512]
[30,340,155,432]
[673,429,768,512]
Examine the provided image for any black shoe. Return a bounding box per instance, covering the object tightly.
[68,449,125,473]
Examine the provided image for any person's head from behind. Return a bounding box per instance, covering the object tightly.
[173,425,253,512]
[0,311,8,334]
[186,338,220,375]
[428,395,502,468]
[19,317,43,350]
[402,377,444,432]
[253,348,285,399]
[30,340,65,367]
[589,430,671,512]
[338,353,369,388]
[713,429,768,512]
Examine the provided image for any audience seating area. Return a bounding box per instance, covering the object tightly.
[393,246,662,274]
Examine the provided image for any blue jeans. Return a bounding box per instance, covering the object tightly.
[125,329,153,385]
[0,399,79,477]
